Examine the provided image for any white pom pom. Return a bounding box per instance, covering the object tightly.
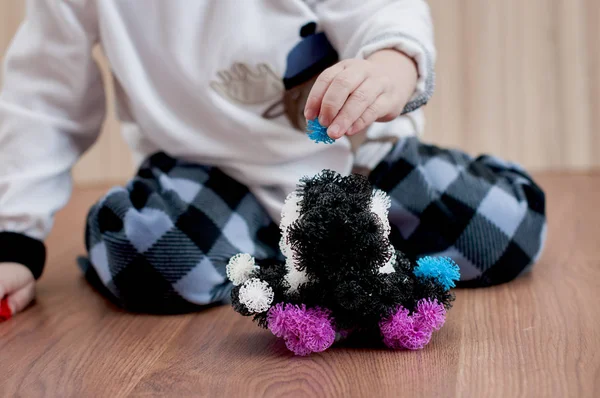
[378,246,397,274]
[238,278,274,313]
[371,189,391,236]
[280,191,302,232]
[226,253,258,286]
[285,257,309,293]
[279,233,292,259]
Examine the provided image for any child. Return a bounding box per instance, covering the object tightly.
[0,1,546,318]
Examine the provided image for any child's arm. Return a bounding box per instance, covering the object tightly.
[0,0,106,318]
[303,0,435,139]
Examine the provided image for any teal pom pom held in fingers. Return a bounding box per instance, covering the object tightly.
[414,256,461,291]
[306,118,335,144]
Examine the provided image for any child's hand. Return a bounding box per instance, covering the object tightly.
[304,49,418,139]
[0,263,35,321]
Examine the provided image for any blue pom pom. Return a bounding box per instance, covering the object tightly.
[306,118,335,144]
[414,256,460,291]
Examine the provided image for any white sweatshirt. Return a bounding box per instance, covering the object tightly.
[0,0,435,268]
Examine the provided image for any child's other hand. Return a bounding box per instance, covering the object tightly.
[304,49,418,139]
[0,263,35,321]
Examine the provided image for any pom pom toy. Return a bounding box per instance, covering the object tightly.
[226,253,258,286]
[306,118,335,144]
[238,278,275,313]
[227,170,460,355]
[414,256,461,291]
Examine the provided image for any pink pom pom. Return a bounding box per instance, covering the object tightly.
[302,307,336,352]
[284,331,313,356]
[266,303,336,356]
[414,298,446,331]
[266,303,288,337]
[379,305,434,350]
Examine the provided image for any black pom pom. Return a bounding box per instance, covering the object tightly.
[289,171,390,281]
[252,258,290,296]
[231,285,253,317]
[230,259,290,328]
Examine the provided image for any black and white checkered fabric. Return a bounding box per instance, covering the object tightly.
[369,137,547,288]
[79,153,281,313]
[80,138,546,313]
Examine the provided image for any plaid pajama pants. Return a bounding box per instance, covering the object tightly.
[79,137,546,313]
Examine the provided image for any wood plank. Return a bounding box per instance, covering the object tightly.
[131,173,600,397]
[2,174,593,397]
[0,174,597,397]
[127,175,600,397]
[0,188,190,397]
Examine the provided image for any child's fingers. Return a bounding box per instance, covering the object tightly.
[347,94,391,136]
[0,262,35,320]
[0,269,35,321]
[0,263,34,298]
[6,281,35,315]
[303,62,347,121]
[317,68,368,129]
[328,79,384,139]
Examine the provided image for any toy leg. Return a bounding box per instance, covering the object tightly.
[369,137,546,287]
[79,152,281,314]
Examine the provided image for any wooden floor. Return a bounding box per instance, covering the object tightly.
[1,173,599,397]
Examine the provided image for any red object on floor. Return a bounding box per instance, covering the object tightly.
[0,297,11,321]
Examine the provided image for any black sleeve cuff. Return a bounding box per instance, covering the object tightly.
[0,232,46,280]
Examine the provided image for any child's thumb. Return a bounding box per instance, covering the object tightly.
[7,282,35,315]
